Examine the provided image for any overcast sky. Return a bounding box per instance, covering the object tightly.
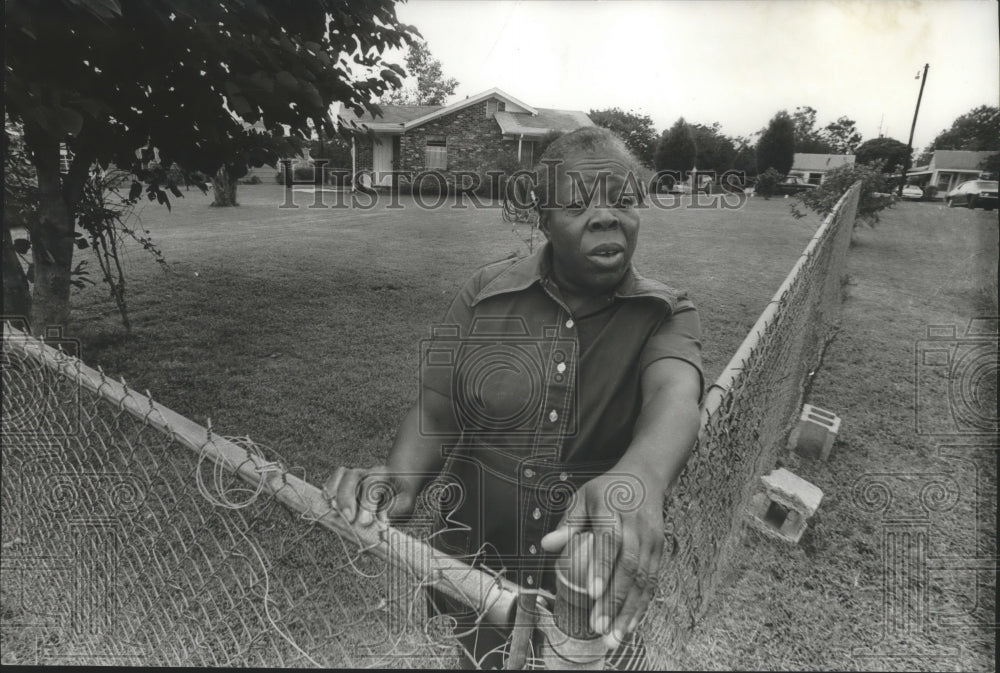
[389,0,999,153]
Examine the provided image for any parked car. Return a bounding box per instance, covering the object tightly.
[945,180,998,210]
[777,176,818,195]
[900,185,925,201]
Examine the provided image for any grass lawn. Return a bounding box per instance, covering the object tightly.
[674,201,998,671]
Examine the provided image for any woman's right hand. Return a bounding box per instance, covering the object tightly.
[322,465,420,528]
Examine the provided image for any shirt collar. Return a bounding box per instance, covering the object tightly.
[471,242,682,314]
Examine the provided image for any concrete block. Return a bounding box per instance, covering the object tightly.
[748,468,824,544]
[788,403,841,461]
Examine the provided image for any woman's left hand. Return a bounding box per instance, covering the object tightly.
[540,470,666,648]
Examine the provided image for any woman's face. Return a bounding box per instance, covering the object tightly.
[540,150,641,297]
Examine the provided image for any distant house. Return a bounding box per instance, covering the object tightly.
[906,150,997,195]
[337,88,594,187]
[788,153,856,185]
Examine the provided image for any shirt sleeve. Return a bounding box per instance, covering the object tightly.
[420,270,482,399]
[638,303,704,401]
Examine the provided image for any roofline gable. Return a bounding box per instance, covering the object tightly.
[400,88,538,130]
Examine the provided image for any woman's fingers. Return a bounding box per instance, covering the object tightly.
[323,467,346,511]
[335,468,365,523]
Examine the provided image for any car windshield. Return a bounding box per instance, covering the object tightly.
[973,181,998,190]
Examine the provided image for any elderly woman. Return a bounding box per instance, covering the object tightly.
[324,126,702,669]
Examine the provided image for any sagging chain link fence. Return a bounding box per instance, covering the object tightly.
[1,183,860,668]
[644,182,860,666]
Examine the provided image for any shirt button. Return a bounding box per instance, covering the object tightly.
[529,544,538,554]
[526,575,535,586]
[553,351,565,363]
[565,319,575,329]
[556,362,566,373]
[554,374,564,383]
[558,472,568,481]
[548,410,558,422]
[523,468,535,478]
[532,508,541,520]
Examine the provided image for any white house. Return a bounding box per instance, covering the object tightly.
[788,153,856,185]
[905,150,997,195]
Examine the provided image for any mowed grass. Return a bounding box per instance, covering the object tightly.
[69,184,819,482]
[674,201,998,671]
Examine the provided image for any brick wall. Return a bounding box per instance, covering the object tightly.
[351,100,529,186]
[398,100,518,184]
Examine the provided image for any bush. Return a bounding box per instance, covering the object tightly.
[791,159,896,226]
[240,174,262,185]
[922,185,938,200]
[275,163,326,185]
[754,168,783,199]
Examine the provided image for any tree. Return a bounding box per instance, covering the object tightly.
[980,152,1000,179]
[757,111,796,175]
[730,134,759,178]
[791,160,896,227]
[5,0,415,332]
[791,106,834,154]
[917,105,1000,164]
[690,122,737,174]
[822,116,862,154]
[382,41,458,106]
[211,129,300,206]
[588,108,658,167]
[855,137,911,174]
[654,118,696,174]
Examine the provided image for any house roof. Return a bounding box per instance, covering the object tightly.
[930,150,997,171]
[337,88,538,133]
[338,104,442,127]
[791,153,856,172]
[335,88,592,137]
[495,108,595,137]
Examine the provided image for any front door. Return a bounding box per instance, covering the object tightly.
[372,134,394,187]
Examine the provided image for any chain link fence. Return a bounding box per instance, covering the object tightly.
[644,182,861,666]
[1,183,860,668]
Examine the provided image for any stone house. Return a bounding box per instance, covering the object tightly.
[337,88,593,188]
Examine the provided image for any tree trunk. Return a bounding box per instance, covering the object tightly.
[25,128,75,335]
[2,225,32,326]
[211,165,239,206]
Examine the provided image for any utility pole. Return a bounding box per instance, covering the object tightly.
[899,63,929,196]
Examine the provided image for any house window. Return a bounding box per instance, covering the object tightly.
[485,99,506,117]
[425,135,447,170]
[808,172,823,185]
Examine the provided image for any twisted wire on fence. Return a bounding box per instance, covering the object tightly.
[1,183,860,668]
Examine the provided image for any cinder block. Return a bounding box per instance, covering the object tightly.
[748,468,824,544]
[788,403,841,461]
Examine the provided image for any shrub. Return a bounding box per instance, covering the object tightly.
[754,168,783,199]
[791,159,896,226]
[921,185,938,200]
[240,174,262,185]
[275,163,325,185]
